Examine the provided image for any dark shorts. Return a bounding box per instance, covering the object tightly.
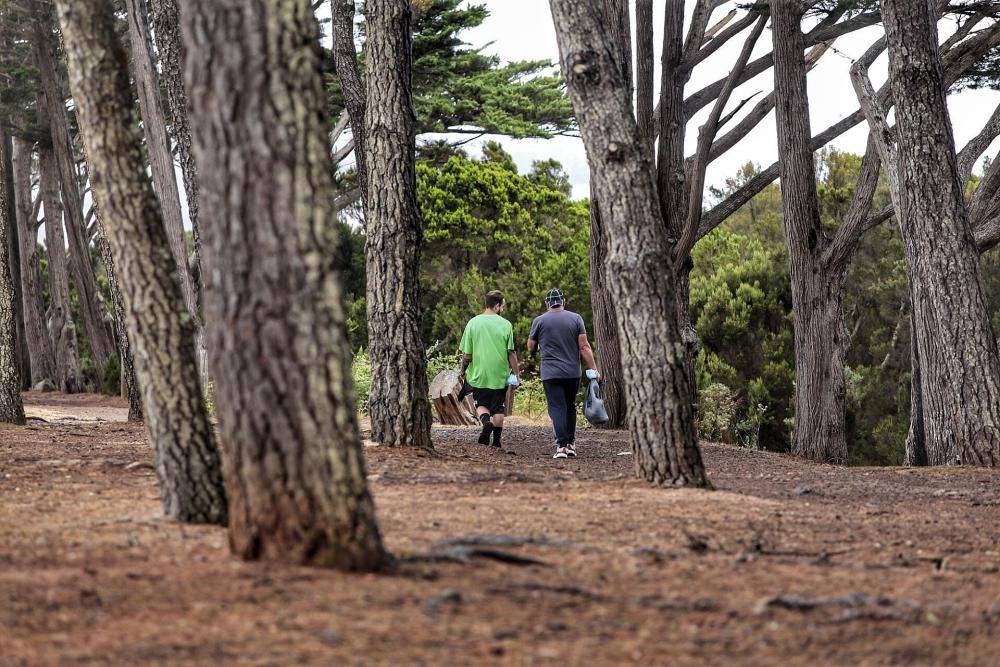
[472,387,506,415]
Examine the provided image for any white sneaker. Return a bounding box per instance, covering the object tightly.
[553,447,568,459]
[565,443,577,457]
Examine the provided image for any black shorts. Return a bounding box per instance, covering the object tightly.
[472,387,506,415]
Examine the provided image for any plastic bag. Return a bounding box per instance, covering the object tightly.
[583,378,609,425]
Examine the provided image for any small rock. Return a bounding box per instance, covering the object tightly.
[794,486,815,496]
[545,622,567,633]
[489,646,505,656]
[494,629,518,640]
[319,629,340,646]
[123,533,139,548]
[33,379,57,393]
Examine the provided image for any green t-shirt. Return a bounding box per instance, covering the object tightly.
[459,313,514,390]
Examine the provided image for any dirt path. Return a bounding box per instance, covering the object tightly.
[2,393,999,666]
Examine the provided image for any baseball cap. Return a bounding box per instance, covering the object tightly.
[544,288,564,307]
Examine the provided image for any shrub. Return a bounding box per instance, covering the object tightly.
[696,383,736,442]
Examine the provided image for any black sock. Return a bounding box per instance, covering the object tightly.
[491,427,503,448]
[478,413,493,444]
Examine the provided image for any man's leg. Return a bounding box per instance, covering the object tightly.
[473,388,494,445]
[563,378,580,456]
[491,410,505,448]
[543,379,570,457]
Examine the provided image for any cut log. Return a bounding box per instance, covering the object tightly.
[429,369,477,425]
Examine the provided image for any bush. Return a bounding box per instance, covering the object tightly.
[696,383,736,442]
[352,348,372,415]
[100,355,121,396]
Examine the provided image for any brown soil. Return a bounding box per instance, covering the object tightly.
[2,393,999,666]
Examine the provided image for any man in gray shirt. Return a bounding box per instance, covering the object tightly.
[527,288,600,459]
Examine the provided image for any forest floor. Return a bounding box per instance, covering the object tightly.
[1,393,999,666]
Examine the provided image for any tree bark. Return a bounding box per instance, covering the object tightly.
[770,1,847,463]
[96,226,143,421]
[32,12,117,370]
[0,128,25,423]
[550,0,709,488]
[146,0,202,291]
[881,0,1000,467]
[332,0,369,200]
[180,0,389,567]
[39,145,80,393]
[145,0,208,385]
[1,131,29,390]
[124,0,201,330]
[588,0,631,429]
[12,137,56,386]
[364,0,433,448]
[55,0,227,522]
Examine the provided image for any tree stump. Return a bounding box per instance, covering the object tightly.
[429,369,477,425]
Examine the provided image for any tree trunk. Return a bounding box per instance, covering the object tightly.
[32,13,117,370]
[0,128,25,423]
[145,0,209,386]
[146,0,202,292]
[180,0,389,568]
[771,1,848,463]
[883,0,1000,467]
[550,0,709,488]
[124,0,200,330]
[39,145,80,393]
[587,0,630,429]
[904,303,927,466]
[589,199,627,428]
[363,0,433,449]
[1,131,29,390]
[12,137,56,386]
[55,0,227,522]
[96,228,143,421]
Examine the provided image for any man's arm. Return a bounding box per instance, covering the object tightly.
[459,353,472,379]
[526,338,538,354]
[508,350,520,377]
[578,334,599,378]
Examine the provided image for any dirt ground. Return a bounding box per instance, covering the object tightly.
[2,393,999,666]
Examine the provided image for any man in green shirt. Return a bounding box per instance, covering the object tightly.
[459,290,520,448]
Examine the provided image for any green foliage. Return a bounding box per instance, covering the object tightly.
[352,348,372,415]
[415,144,590,366]
[696,383,736,443]
[100,354,120,396]
[326,0,573,140]
[690,223,794,450]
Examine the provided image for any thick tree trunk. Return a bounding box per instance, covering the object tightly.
[33,14,117,370]
[96,229,143,421]
[883,0,1000,467]
[38,146,81,393]
[56,0,227,522]
[587,0,630,429]
[364,0,433,448]
[771,1,848,463]
[12,138,56,386]
[146,0,202,288]
[124,0,200,329]
[904,303,927,466]
[0,128,25,423]
[1,131,29,390]
[550,0,709,488]
[589,199,627,428]
[180,0,389,568]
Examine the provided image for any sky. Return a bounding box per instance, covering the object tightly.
[431,0,1000,200]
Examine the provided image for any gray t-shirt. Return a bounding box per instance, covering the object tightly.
[528,309,586,381]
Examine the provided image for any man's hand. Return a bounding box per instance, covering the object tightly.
[586,368,601,381]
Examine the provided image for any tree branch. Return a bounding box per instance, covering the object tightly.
[331,0,368,200]
[681,0,723,74]
[331,136,355,167]
[824,133,883,272]
[956,101,1000,185]
[329,108,351,148]
[688,9,757,71]
[675,14,766,268]
[682,8,878,120]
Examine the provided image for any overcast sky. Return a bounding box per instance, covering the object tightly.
[431,0,1000,200]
